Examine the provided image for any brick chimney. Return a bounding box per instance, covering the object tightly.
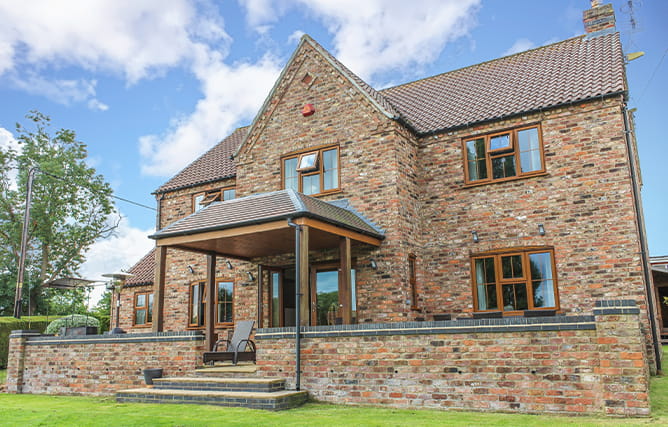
[583,1,616,34]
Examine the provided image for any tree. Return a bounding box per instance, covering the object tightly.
[0,111,117,316]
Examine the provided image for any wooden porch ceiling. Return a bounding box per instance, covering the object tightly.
[155,217,381,259]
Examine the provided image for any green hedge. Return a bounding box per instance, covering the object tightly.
[0,316,58,369]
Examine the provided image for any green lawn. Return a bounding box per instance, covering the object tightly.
[0,368,6,384]
[0,349,666,426]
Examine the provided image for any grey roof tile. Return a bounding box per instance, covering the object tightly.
[380,33,625,133]
[150,189,384,240]
[154,126,248,194]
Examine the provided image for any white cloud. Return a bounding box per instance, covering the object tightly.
[78,215,155,306]
[0,127,18,152]
[288,30,305,44]
[241,0,481,82]
[503,38,536,56]
[0,1,228,84]
[139,52,282,176]
[9,73,108,110]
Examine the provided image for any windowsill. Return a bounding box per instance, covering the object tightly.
[295,188,342,198]
[462,171,548,189]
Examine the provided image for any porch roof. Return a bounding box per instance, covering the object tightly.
[149,189,384,258]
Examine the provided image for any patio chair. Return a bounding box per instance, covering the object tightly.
[203,320,256,365]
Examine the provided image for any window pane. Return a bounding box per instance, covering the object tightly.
[518,127,542,173]
[501,255,523,279]
[532,280,555,308]
[502,283,528,311]
[136,309,146,325]
[298,152,318,170]
[190,285,201,325]
[194,194,204,212]
[529,252,552,281]
[136,294,146,308]
[302,174,321,195]
[477,284,498,310]
[223,188,235,200]
[489,133,511,151]
[466,138,487,181]
[492,155,516,179]
[271,272,280,327]
[147,294,153,323]
[323,149,338,190]
[217,281,233,324]
[284,158,298,190]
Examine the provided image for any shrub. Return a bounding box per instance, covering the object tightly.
[0,316,54,368]
[45,314,100,335]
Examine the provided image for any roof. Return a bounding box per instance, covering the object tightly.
[154,126,248,194]
[155,32,625,193]
[150,189,384,241]
[124,248,156,287]
[380,33,625,133]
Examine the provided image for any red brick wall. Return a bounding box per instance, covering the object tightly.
[415,97,656,368]
[6,332,205,395]
[256,304,649,416]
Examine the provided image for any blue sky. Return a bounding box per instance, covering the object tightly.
[0,0,666,296]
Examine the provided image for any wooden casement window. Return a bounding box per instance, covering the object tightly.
[409,254,418,310]
[471,248,559,314]
[282,146,339,196]
[193,187,236,212]
[188,279,234,328]
[463,124,544,184]
[133,292,153,326]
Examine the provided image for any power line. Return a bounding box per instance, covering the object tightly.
[35,169,156,211]
[636,47,668,103]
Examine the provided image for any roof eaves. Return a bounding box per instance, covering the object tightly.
[416,91,627,137]
[152,173,237,195]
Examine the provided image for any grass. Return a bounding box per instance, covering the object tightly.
[0,348,665,426]
[0,369,5,384]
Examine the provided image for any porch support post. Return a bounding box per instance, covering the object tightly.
[299,225,310,326]
[257,264,263,328]
[205,254,216,351]
[152,246,167,333]
[339,237,352,324]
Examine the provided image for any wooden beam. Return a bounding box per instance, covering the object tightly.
[299,225,310,326]
[205,254,216,352]
[170,245,251,261]
[152,246,167,333]
[293,218,382,246]
[339,237,352,324]
[257,264,263,328]
[155,220,289,247]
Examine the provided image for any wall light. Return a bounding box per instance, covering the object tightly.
[370,259,378,269]
[472,231,479,243]
[247,271,255,281]
[538,224,546,236]
[226,260,233,269]
[187,265,195,274]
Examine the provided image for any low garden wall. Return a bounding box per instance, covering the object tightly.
[6,331,205,395]
[256,300,651,416]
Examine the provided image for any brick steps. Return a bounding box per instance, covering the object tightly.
[115,372,307,410]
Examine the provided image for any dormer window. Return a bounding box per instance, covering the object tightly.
[282,146,339,196]
[193,186,236,212]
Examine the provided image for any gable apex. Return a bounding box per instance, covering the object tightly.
[233,34,402,158]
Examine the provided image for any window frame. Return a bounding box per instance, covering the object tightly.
[188,278,235,329]
[192,186,236,212]
[462,124,545,185]
[133,291,153,327]
[470,247,559,315]
[409,254,418,310]
[281,145,340,196]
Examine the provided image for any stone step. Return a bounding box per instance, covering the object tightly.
[116,388,308,411]
[153,376,285,393]
[195,364,257,377]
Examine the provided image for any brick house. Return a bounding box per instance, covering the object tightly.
[7,2,660,415]
[651,256,668,343]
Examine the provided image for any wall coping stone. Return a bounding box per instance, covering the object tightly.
[9,330,41,338]
[22,330,204,346]
[256,315,596,340]
[594,299,637,307]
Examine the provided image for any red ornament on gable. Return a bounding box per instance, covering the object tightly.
[301,103,315,117]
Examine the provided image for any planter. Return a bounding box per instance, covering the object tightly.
[143,368,163,385]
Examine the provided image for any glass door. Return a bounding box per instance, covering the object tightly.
[310,265,356,326]
[267,268,295,327]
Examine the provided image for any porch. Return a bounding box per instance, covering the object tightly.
[149,189,384,352]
